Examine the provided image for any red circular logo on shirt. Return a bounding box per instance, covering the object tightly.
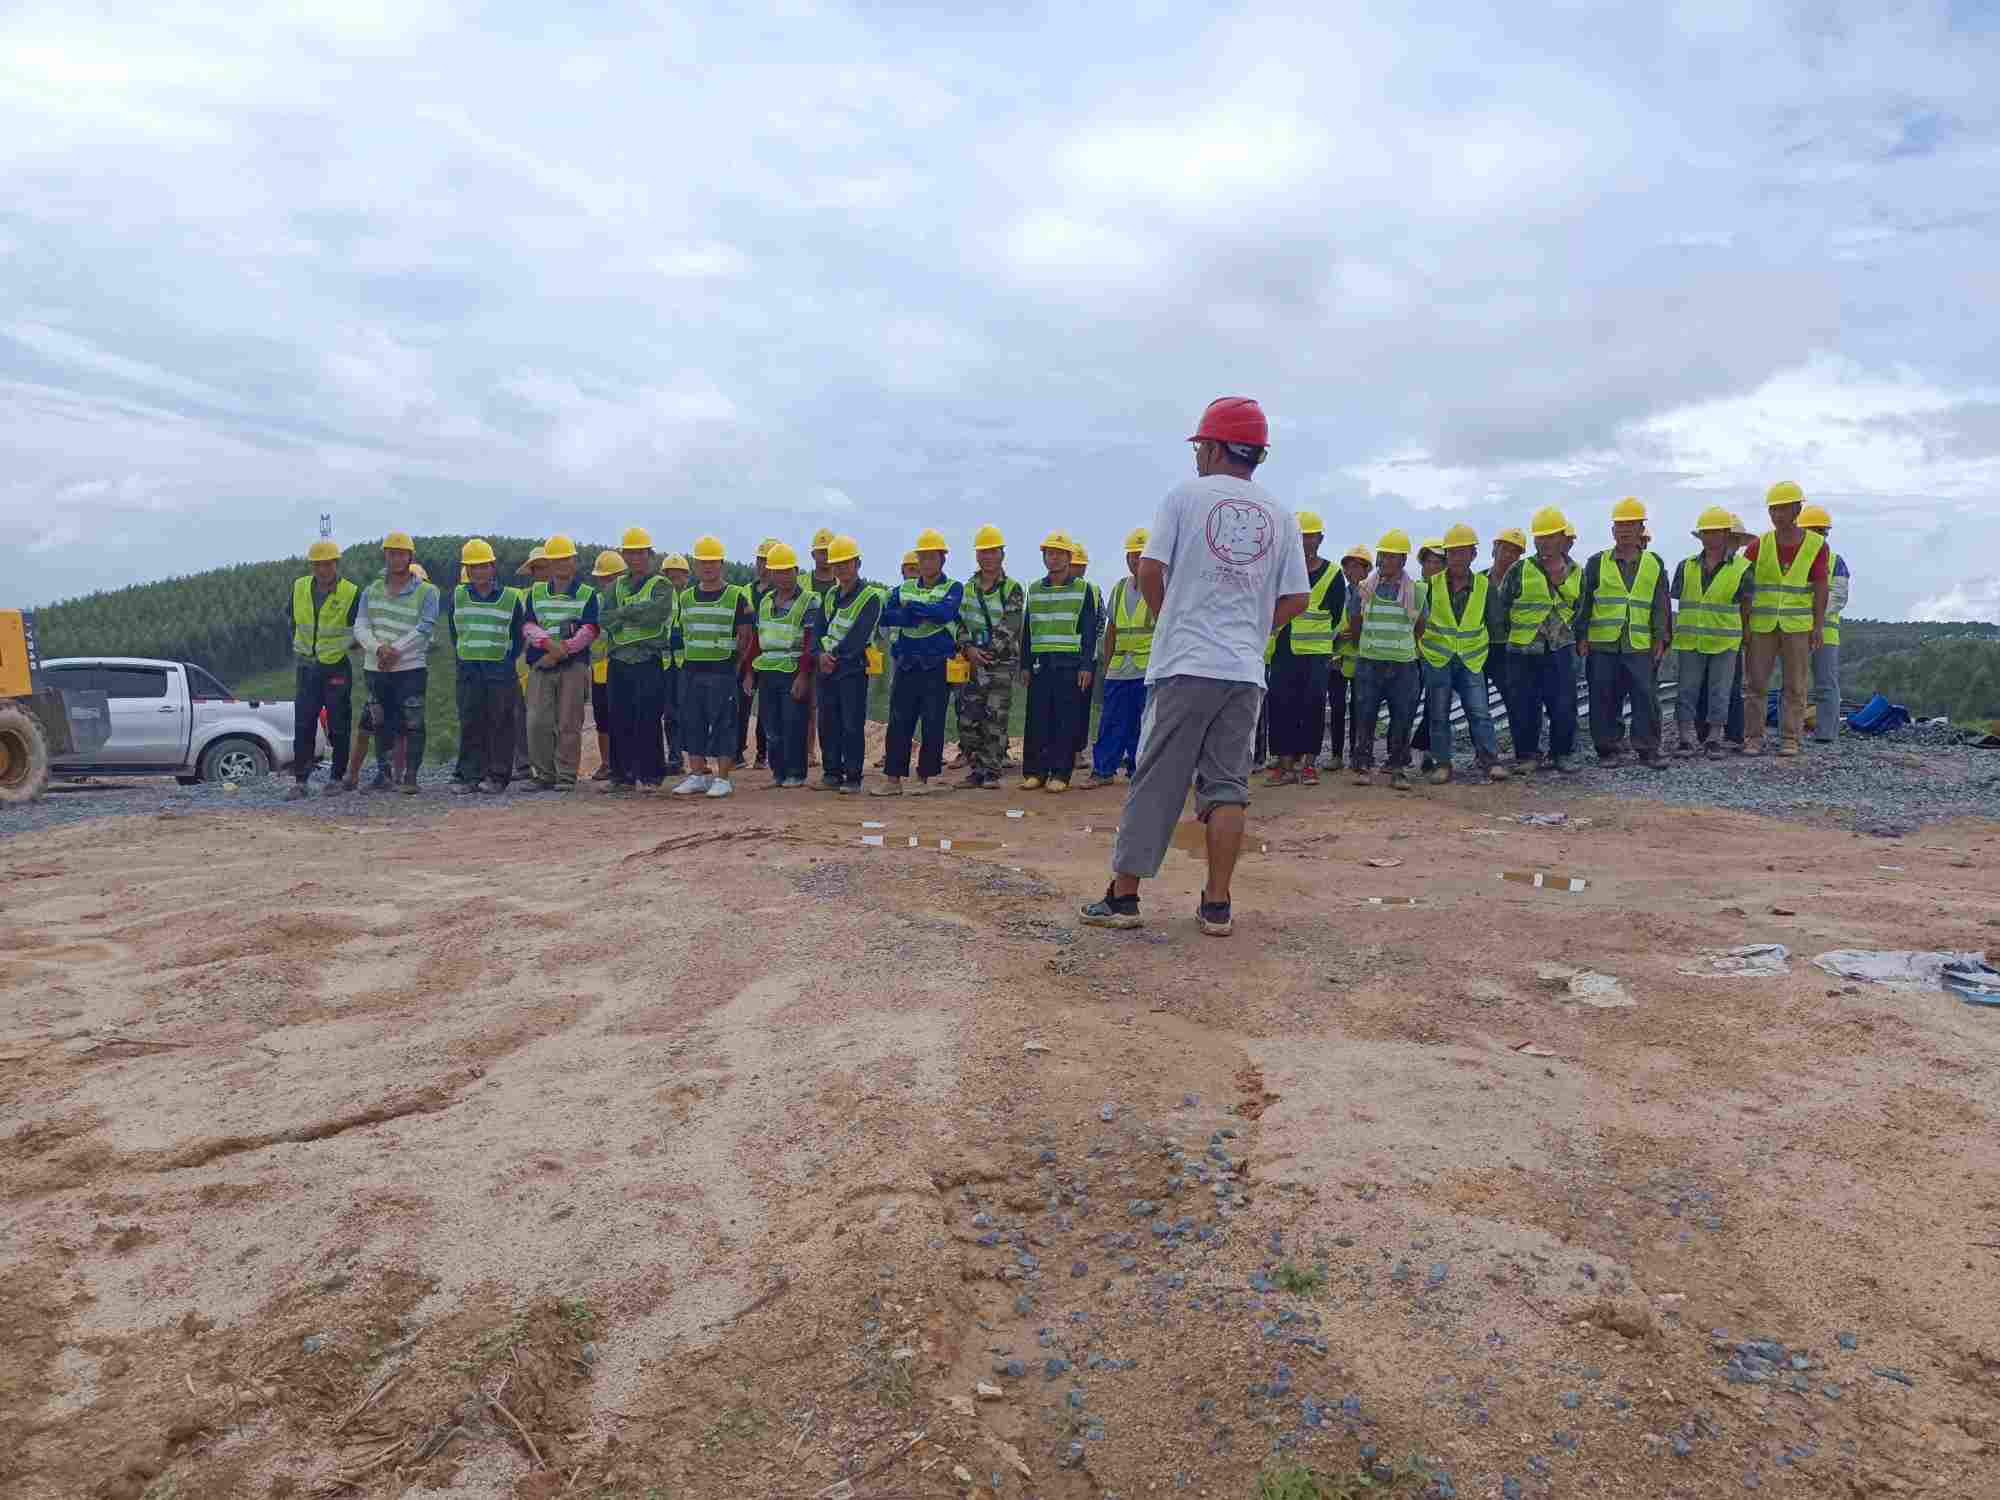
[1205,500,1275,566]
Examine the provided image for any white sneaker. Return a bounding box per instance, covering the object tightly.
[705,777,734,798]
[673,774,713,796]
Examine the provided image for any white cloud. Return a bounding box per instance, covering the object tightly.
[1912,577,2000,624]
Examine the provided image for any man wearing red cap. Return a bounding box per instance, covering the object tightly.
[1081,397,1309,937]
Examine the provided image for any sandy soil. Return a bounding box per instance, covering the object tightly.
[3,769,1997,1500]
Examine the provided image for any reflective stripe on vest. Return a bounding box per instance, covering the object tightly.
[1419,572,1490,670]
[529,580,593,639]
[1585,552,1662,649]
[895,577,956,642]
[1506,563,1581,648]
[1109,577,1154,671]
[1749,530,1824,635]
[959,575,1022,646]
[453,584,519,663]
[822,584,885,651]
[682,584,746,662]
[752,589,813,672]
[1675,557,1749,654]
[293,576,357,664]
[1266,563,1340,662]
[1359,578,1425,663]
[611,574,671,649]
[1824,549,1842,646]
[365,576,437,648]
[1027,577,1088,655]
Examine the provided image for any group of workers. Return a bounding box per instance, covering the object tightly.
[284,486,1847,815]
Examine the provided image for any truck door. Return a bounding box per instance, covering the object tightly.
[98,663,186,767]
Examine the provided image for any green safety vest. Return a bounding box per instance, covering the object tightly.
[1506,562,1581,648]
[453,584,520,663]
[610,574,672,650]
[529,579,594,640]
[1586,552,1663,649]
[364,575,438,652]
[752,589,813,672]
[1267,564,1338,662]
[1108,577,1155,672]
[1419,572,1490,670]
[959,575,1023,648]
[894,576,957,643]
[822,583,885,651]
[1358,577,1426,664]
[1027,576,1088,656]
[1675,557,1750,655]
[292,576,357,665]
[1823,548,1842,646]
[681,584,747,662]
[1749,531,1824,635]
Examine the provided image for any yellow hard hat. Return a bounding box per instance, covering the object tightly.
[974,523,1006,550]
[461,538,497,565]
[691,535,726,562]
[620,526,654,551]
[408,563,429,582]
[765,541,799,570]
[516,546,546,577]
[1041,529,1075,553]
[752,536,779,560]
[825,534,860,565]
[1766,480,1804,509]
[1495,528,1527,550]
[902,550,920,568]
[914,526,949,553]
[1296,509,1325,535]
[1418,538,1445,560]
[1529,506,1568,538]
[591,549,628,578]
[1376,528,1411,555]
[1693,505,1735,535]
[383,530,415,552]
[542,534,578,560]
[661,552,689,571]
[1070,541,1088,564]
[1611,496,1647,523]
[1562,522,1578,540]
[1124,527,1149,552]
[1342,542,1373,565]
[1442,522,1478,550]
[306,539,340,563]
[1799,503,1831,529]
[811,527,836,551]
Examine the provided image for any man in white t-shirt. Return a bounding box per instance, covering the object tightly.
[1081,396,1310,937]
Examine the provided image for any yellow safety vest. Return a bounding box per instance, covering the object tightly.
[1505,562,1581,648]
[1824,549,1842,646]
[1675,557,1749,654]
[1749,531,1824,635]
[1585,552,1663,650]
[1107,577,1154,672]
[1357,578,1425,664]
[1266,564,1339,662]
[1418,572,1490,670]
[292,576,357,665]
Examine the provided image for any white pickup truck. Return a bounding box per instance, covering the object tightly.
[39,657,313,784]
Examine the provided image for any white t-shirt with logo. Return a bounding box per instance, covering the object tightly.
[1140,475,1310,687]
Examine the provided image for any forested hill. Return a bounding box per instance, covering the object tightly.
[1840,622,2000,723]
[34,537,756,685]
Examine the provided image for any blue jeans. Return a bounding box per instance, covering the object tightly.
[1423,657,1500,765]
[1092,677,1147,777]
[1351,658,1421,770]
[1507,646,1578,759]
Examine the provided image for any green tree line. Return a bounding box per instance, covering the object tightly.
[1846,637,2000,723]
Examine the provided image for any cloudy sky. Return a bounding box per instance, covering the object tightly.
[4,1,1997,620]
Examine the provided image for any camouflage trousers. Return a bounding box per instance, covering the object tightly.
[956,661,1017,773]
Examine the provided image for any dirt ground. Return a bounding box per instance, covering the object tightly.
[3,768,1998,1500]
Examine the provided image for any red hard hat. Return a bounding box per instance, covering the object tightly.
[1189,396,1268,447]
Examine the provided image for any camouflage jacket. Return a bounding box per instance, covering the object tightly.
[960,573,1026,664]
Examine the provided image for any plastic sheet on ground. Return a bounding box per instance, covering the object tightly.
[1679,943,1790,978]
[1811,949,1992,990]
[1537,963,1634,1009]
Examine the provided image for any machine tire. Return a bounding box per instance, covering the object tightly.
[199,736,272,785]
[0,703,51,805]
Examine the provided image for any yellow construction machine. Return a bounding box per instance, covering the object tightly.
[0,610,110,804]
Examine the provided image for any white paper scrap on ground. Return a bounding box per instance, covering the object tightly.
[1537,963,1634,1008]
[1679,943,1790,978]
[1812,950,1989,989]
[860,834,884,846]
[862,820,887,828]
[1006,809,1027,818]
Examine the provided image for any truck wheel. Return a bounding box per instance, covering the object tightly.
[0,703,51,805]
[200,737,272,785]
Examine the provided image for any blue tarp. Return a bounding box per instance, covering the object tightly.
[1845,693,1911,736]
